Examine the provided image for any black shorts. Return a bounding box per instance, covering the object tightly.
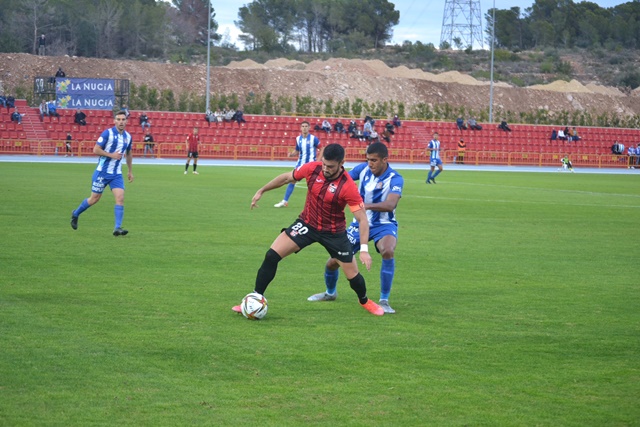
[284,219,353,263]
[188,151,199,158]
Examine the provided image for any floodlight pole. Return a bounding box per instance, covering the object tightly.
[205,0,211,113]
[489,0,496,123]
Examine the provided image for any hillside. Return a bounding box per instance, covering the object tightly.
[2,53,640,119]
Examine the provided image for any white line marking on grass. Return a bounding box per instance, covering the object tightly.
[408,194,640,209]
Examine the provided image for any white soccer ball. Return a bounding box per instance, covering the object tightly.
[241,292,268,320]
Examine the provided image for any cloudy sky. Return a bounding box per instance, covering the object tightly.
[208,0,628,49]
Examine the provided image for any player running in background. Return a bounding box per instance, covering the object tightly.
[232,143,384,316]
[308,142,404,313]
[426,132,443,184]
[185,127,200,174]
[274,120,322,207]
[70,110,134,236]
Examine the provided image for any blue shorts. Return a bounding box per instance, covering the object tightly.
[430,158,443,167]
[91,170,124,194]
[347,223,398,254]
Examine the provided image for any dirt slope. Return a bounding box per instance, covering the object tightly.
[2,53,640,117]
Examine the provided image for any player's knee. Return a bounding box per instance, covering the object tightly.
[326,257,339,270]
[264,248,282,265]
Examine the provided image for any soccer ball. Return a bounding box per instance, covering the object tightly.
[241,292,268,320]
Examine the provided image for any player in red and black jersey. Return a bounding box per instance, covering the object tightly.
[232,143,384,316]
[184,127,200,175]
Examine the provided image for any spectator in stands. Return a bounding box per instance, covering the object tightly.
[392,115,402,128]
[11,108,24,124]
[468,117,482,130]
[498,119,511,132]
[363,119,373,139]
[185,127,201,174]
[144,130,155,158]
[369,129,380,144]
[321,119,332,134]
[347,120,357,135]
[384,122,395,135]
[39,100,49,121]
[550,129,557,142]
[223,109,235,123]
[74,109,87,126]
[611,141,624,155]
[456,117,467,130]
[139,112,151,131]
[571,127,581,142]
[334,120,345,134]
[46,100,60,120]
[636,143,640,167]
[214,109,223,123]
[65,132,73,157]
[55,67,66,78]
[557,128,567,141]
[364,115,375,128]
[563,126,571,141]
[627,144,636,169]
[381,128,392,144]
[6,96,15,109]
[456,138,466,164]
[205,109,215,126]
[233,109,246,124]
[38,34,46,56]
[0,94,7,108]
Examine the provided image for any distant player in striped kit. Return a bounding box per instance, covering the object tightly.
[274,121,322,208]
[308,142,404,313]
[426,132,443,184]
[70,110,134,236]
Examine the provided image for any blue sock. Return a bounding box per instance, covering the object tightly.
[433,169,442,179]
[283,183,295,202]
[380,258,395,300]
[324,267,339,295]
[427,171,432,180]
[114,205,124,229]
[73,199,91,217]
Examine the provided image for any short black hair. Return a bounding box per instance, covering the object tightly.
[114,110,128,118]
[323,143,345,162]
[366,142,388,158]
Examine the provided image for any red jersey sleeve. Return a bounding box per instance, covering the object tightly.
[293,161,321,181]
[343,174,365,213]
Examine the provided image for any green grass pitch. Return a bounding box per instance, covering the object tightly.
[1,162,639,426]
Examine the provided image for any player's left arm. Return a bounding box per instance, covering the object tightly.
[125,144,134,183]
[364,193,401,212]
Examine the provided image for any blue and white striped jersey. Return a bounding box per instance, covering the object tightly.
[95,127,132,175]
[349,162,404,227]
[428,139,441,162]
[295,133,320,167]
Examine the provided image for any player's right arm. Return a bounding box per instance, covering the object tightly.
[251,171,297,209]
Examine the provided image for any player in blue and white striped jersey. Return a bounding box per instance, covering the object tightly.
[308,142,404,313]
[70,110,134,236]
[274,121,322,208]
[426,132,443,184]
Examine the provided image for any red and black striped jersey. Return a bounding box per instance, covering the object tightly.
[293,161,364,233]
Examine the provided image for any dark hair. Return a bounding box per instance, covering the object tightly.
[114,109,128,118]
[366,142,388,158]
[323,143,345,162]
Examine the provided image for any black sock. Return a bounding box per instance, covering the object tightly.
[254,249,282,295]
[194,164,197,171]
[185,163,189,171]
[349,273,368,304]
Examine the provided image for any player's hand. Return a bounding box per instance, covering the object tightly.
[359,251,372,271]
[128,172,134,183]
[250,191,262,210]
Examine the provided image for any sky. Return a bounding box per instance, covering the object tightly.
[208,0,628,49]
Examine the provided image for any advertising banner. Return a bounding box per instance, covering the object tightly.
[55,78,116,110]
